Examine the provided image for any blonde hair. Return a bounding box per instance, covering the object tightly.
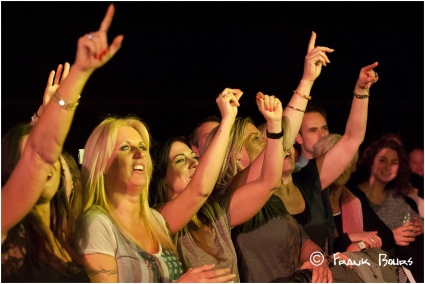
[313,133,358,173]
[80,116,175,252]
[212,117,253,190]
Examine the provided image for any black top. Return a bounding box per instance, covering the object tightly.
[293,159,336,254]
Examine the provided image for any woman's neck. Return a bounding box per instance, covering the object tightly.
[34,202,51,228]
[110,193,142,222]
[275,175,306,215]
[329,184,344,214]
[359,176,387,205]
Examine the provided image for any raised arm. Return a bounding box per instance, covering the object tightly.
[233,31,334,185]
[30,62,70,125]
[159,88,242,234]
[283,31,334,146]
[316,62,379,189]
[228,93,284,226]
[1,4,123,241]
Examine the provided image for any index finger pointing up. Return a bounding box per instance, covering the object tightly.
[307,31,316,53]
[99,4,115,32]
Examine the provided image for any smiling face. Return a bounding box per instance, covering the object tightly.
[238,122,266,169]
[371,147,399,184]
[104,126,149,195]
[165,141,199,199]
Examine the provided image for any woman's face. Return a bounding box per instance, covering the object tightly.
[20,135,61,203]
[104,126,149,195]
[238,123,266,169]
[165,141,198,200]
[371,147,399,184]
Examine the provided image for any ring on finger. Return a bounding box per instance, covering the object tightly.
[88,34,94,40]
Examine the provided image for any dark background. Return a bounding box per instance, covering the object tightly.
[2,1,424,160]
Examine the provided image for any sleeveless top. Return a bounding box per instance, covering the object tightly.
[174,193,240,282]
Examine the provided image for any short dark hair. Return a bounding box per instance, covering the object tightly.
[187,115,221,147]
[305,104,328,120]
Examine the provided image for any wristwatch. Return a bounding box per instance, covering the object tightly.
[357,241,366,251]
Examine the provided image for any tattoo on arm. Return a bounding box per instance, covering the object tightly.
[87,268,117,276]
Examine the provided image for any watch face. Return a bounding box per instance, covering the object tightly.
[358,241,366,250]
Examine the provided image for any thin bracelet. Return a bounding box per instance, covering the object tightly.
[30,114,39,125]
[286,105,305,113]
[293,90,311,100]
[52,92,80,111]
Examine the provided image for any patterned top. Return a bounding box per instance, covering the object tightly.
[174,193,240,282]
[76,206,183,282]
[231,194,310,282]
[1,223,89,283]
[368,189,420,229]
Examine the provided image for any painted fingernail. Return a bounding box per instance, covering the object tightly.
[99,54,103,60]
[102,49,107,55]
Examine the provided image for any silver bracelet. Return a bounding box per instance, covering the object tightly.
[52,92,79,111]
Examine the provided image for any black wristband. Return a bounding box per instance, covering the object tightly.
[266,128,284,139]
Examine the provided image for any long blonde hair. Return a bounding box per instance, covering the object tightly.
[212,117,253,190]
[80,116,175,252]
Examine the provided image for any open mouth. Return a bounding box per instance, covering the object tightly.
[133,165,145,172]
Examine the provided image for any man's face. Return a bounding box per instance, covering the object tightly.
[296,112,329,159]
[191,121,220,158]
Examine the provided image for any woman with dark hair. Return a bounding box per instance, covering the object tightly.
[1,124,89,282]
[1,3,123,281]
[348,137,424,282]
[150,89,284,282]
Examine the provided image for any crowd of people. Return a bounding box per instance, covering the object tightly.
[2,4,423,283]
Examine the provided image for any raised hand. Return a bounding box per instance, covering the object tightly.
[355,62,379,90]
[175,264,236,283]
[302,31,334,84]
[74,4,124,72]
[255,92,283,124]
[43,63,70,107]
[216,88,243,121]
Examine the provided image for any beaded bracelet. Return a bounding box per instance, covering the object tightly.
[293,90,311,100]
[52,92,80,111]
[353,91,369,99]
[286,105,305,113]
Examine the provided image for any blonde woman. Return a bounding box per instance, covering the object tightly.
[74,117,234,283]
